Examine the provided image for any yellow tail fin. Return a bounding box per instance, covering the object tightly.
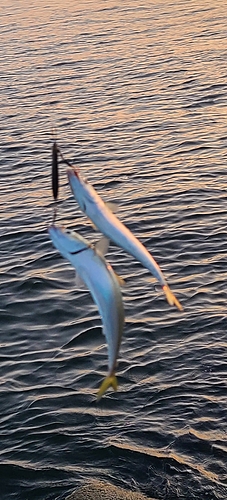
[163,284,183,311]
[97,375,118,401]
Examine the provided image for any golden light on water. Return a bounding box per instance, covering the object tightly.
[1,1,227,498]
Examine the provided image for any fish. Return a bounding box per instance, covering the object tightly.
[52,141,59,201]
[48,225,125,400]
[67,167,183,311]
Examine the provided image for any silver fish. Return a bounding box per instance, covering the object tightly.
[48,225,125,399]
[67,167,183,310]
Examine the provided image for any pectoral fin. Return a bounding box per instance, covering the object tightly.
[105,201,119,213]
[114,272,126,286]
[88,218,98,230]
[162,284,183,311]
[97,375,118,401]
[75,272,86,289]
[95,237,110,256]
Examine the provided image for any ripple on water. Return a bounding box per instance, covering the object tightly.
[1,0,227,499]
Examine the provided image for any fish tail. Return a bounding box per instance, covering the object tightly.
[97,374,118,401]
[162,284,183,311]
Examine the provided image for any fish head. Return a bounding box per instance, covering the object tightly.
[67,167,98,213]
[48,225,88,258]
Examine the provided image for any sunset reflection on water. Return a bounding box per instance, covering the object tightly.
[0,1,227,499]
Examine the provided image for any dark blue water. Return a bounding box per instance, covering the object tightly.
[0,1,227,498]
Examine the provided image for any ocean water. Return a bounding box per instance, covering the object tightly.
[0,1,227,499]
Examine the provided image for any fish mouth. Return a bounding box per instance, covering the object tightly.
[48,225,57,236]
[67,167,79,179]
[48,224,64,234]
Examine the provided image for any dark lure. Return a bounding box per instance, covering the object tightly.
[52,141,59,201]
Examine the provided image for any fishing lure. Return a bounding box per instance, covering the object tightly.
[51,141,59,201]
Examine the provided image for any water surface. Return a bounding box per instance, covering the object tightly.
[0,1,227,499]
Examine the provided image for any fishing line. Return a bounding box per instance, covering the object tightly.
[57,143,75,169]
[51,134,77,224]
[51,139,83,227]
